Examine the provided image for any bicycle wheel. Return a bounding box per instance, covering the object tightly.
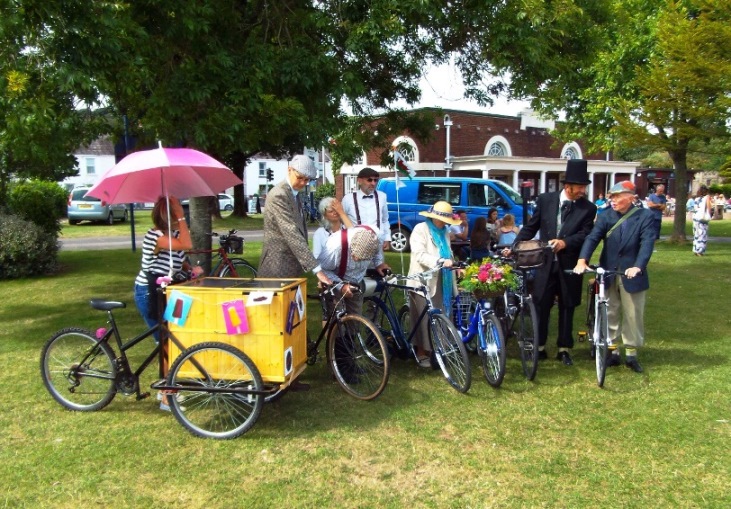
[595,303,609,388]
[166,342,264,439]
[40,328,117,411]
[515,298,539,381]
[429,313,471,393]
[219,258,257,278]
[328,315,390,400]
[478,312,507,388]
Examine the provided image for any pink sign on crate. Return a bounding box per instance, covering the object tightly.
[222,300,249,335]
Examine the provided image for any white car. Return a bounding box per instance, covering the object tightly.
[218,194,234,211]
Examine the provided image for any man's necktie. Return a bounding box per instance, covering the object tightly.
[362,194,374,199]
[561,200,572,222]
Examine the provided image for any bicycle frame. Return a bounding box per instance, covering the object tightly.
[591,268,612,348]
[365,271,443,360]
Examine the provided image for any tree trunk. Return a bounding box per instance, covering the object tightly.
[229,151,248,218]
[669,150,689,243]
[189,196,212,274]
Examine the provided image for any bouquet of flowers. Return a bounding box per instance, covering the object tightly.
[458,260,518,299]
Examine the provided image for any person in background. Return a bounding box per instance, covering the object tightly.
[685,195,696,220]
[407,201,462,367]
[469,217,492,262]
[573,180,656,373]
[692,185,713,257]
[133,196,203,411]
[449,209,470,260]
[486,207,501,245]
[342,167,391,252]
[595,193,609,214]
[646,184,667,240]
[497,213,520,246]
[312,196,353,259]
[509,159,597,366]
[258,154,332,287]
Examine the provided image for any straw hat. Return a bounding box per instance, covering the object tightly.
[350,228,379,260]
[419,201,462,225]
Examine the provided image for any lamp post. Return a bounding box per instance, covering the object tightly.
[444,114,453,177]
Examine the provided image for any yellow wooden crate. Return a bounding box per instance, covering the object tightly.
[164,277,308,383]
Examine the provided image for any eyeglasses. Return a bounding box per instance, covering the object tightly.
[289,168,312,182]
[364,178,379,183]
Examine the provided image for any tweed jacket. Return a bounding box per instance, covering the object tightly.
[515,191,596,307]
[579,206,655,293]
[407,221,457,298]
[257,180,317,278]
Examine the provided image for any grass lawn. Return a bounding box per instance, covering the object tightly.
[2,221,730,508]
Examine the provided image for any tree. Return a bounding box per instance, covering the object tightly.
[525,0,731,242]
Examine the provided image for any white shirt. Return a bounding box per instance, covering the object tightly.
[318,227,385,283]
[342,189,390,243]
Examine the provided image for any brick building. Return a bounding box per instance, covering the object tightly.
[337,108,638,201]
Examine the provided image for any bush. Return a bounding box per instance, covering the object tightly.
[7,180,68,234]
[314,182,335,201]
[0,213,59,279]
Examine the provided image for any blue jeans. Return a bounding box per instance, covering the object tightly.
[134,284,160,342]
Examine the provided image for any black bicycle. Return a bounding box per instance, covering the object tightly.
[363,264,472,394]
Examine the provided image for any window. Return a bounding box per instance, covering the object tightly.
[417,183,461,206]
[258,162,266,178]
[561,142,582,160]
[564,147,578,159]
[487,142,506,157]
[85,158,96,175]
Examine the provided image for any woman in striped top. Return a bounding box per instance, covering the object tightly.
[133,196,201,335]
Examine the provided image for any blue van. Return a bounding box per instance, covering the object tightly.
[377,177,527,252]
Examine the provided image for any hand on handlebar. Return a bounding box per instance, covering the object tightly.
[572,260,589,275]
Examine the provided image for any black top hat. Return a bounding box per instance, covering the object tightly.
[562,159,591,185]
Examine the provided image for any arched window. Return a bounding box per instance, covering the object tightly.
[484,135,512,157]
[488,142,506,156]
[392,136,419,162]
[561,142,582,160]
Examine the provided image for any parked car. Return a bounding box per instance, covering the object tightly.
[67,187,128,225]
[218,194,234,211]
[377,176,529,252]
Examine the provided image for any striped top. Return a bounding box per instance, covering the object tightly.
[134,229,186,286]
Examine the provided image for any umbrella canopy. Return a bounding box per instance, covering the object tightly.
[87,146,241,204]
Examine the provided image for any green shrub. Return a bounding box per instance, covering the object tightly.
[0,213,59,279]
[314,182,335,201]
[7,180,68,234]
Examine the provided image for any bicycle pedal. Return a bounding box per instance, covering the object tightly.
[577,331,587,342]
[136,391,151,401]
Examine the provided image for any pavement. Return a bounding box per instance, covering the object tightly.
[59,230,266,251]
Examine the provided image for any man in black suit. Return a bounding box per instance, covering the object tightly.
[512,159,597,365]
[573,180,656,373]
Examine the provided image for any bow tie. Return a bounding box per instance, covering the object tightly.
[362,194,374,199]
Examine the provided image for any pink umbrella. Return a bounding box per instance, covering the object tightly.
[87,144,242,277]
[87,145,241,204]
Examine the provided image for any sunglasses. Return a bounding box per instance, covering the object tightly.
[363,177,379,183]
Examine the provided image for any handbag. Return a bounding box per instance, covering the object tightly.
[693,199,711,223]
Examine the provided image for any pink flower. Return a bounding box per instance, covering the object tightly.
[477,271,488,283]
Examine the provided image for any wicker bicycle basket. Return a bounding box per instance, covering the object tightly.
[472,289,504,300]
[222,236,244,254]
[512,240,547,269]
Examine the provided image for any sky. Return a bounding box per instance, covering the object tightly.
[411,63,532,117]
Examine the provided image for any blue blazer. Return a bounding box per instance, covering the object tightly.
[579,206,656,293]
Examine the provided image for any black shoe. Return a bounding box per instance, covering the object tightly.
[556,351,573,366]
[625,357,643,373]
[606,353,621,367]
[538,350,548,361]
[289,380,311,392]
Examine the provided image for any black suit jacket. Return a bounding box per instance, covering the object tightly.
[515,191,597,306]
[579,206,655,293]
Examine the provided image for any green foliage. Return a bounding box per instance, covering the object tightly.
[0,213,59,279]
[314,182,335,201]
[709,183,731,197]
[7,180,67,234]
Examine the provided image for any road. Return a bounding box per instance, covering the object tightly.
[59,230,266,251]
